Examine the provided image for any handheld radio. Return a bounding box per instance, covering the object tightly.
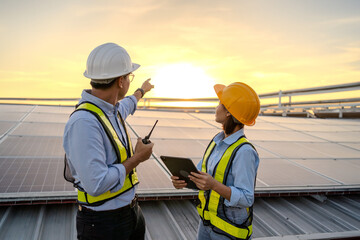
[142,120,158,144]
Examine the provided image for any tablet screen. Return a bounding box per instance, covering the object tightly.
[160,155,199,190]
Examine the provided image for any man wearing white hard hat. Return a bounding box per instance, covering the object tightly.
[63,43,154,239]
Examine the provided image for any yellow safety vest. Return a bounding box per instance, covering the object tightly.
[197,136,255,239]
[71,102,139,206]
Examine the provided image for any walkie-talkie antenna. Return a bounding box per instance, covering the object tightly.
[142,120,158,144]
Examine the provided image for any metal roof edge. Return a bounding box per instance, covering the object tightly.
[254,230,360,240]
[1,186,359,205]
[255,185,360,193]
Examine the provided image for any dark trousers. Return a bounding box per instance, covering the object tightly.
[76,203,145,240]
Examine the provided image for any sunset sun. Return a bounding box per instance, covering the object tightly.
[151,63,216,99]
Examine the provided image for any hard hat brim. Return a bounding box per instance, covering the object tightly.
[84,63,141,80]
[131,63,140,73]
[214,84,226,101]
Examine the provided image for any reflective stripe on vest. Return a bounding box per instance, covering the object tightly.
[197,136,253,239]
[75,102,139,206]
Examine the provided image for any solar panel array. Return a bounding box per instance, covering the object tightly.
[0,104,359,202]
[248,116,360,191]
[0,105,75,199]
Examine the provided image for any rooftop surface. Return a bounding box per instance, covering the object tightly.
[1,195,359,240]
[0,104,359,239]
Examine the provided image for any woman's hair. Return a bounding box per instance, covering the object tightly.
[223,115,244,135]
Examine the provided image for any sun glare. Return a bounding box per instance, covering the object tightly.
[151,63,216,99]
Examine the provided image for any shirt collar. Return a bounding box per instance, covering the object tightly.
[213,128,245,146]
[80,89,119,116]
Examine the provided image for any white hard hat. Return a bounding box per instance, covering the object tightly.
[84,43,140,81]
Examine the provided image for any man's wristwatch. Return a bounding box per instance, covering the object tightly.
[135,88,145,98]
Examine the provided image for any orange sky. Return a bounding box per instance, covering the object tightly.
[0,0,359,100]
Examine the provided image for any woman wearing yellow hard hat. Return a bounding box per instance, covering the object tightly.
[172,82,260,240]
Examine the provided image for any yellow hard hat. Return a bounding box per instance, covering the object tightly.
[214,82,260,126]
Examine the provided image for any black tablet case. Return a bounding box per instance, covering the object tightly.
[160,156,199,190]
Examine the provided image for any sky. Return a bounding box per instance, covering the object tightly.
[0,0,359,100]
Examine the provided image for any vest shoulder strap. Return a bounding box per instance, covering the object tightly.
[74,101,125,163]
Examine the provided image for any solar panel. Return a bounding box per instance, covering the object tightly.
[0,136,64,157]
[32,105,74,114]
[127,116,213,128]
[189,112,214,120]
[298,142,360,158]
[137,158,174,190]
[203,117,273,130]
[0,112,28,122]
[308,118,360,126]
[250,121,288,131]
[251,144,281,159]
[246,129,326,142]
[0,122,16,137]
[127,116,167,127]
[130,125,219,140]
[0,157,74,193]
[262,116,314,124]
[133,110,194,119]
[305,131,360,142]
[275,122,350,132]
[293,159,360,185]
[197,113,269,122]
[342,124,360,131]
[0,104,34,112]
[348,159,360,168]
[253,141,330,159]
[150,139,209,159]
[24,112,70,123]
[254,141,360,159]
[257,159,339,187]
[11,122,65,137]
[341,142,360,151]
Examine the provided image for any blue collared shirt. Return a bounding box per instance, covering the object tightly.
[63,90,138,211]
[197,128,259,223]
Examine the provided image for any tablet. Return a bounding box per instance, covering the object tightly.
[160,155,199,190]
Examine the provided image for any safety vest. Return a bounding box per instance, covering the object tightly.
[197,135,256,239]
[64,101,139,206]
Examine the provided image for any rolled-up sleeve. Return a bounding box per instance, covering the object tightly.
[224,146,257,208]
[65,117,126,196]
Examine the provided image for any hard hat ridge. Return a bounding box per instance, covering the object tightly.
[84,42,140,81]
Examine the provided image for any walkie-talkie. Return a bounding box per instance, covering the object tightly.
[142,120,158,144]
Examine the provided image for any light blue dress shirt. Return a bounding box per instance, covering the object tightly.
[63,90,138,211]
[196,128,259,225]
